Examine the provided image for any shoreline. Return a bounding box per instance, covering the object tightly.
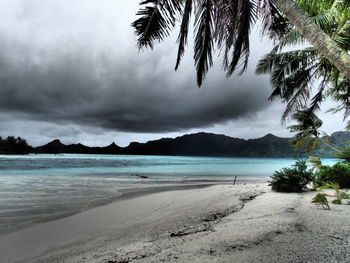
[1,178,264,236]
[0,183,266,263]
[0,183,218,236]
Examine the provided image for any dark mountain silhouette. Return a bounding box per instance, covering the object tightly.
[122,132,303,157]
[122,132,350,157]
[1,132,349,157]
[35,140,123,154]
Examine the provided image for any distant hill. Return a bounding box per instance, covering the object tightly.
[35,139,123,154]
[1,132,350,157]
[122,132,303,157]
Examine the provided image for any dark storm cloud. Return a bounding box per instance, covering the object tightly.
[0,36,272,133]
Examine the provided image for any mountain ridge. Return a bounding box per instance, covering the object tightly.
[32,131,350,157]
[1,131,349,157]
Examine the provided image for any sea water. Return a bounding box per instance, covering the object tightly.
[0,154,338,233]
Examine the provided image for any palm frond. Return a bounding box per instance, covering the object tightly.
[329,75,350,119]
[294,80,328,131]
[193,0,214,86]
[132,0,182,49]
[270,29,305,53]
[257,0,284,40]
[213,0,240,68]
[307,82,326,114]
[226,0,256,76]
[256,48,318,76]
[259,49,317,111]
[175,0,193,70]
[288,109,323,140]
[334,20,350,50]
[280,67,315,122]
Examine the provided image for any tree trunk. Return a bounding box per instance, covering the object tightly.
[271,0,350,79]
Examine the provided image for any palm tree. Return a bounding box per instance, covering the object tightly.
[132,0,350,87]
[257,0,350,120]
[270,0,350,79]
[256,0,349,151]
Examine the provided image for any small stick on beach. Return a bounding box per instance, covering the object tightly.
[233,176,237,185]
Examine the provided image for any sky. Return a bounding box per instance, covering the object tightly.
[0,0,346,147]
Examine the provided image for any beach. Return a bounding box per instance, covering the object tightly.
[1,182,349,263]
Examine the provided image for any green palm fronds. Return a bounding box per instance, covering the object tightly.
[257,0,350,150]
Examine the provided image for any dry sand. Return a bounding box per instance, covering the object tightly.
[1,183,349,263]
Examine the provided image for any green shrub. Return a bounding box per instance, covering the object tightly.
[269,160,314,192]
[332,199,342,205]
[340,192,350,199]
[311,193,330,210]
[315,162,350,188]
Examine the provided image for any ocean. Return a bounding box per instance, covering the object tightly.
[0,154,338,234]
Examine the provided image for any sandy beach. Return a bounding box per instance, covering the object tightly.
[1,183,349,263]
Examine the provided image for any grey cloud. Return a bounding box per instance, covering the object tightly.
[0,0,288,143]
[0,35,273,133]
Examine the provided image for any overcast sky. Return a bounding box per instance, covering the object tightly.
[0,0,346,147]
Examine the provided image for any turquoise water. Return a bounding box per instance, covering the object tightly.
[0,154,338,233]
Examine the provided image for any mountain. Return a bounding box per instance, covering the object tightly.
[124,133,246,156]
[26,131,350,157]
[35,140,123,154]
[1,132,349,157]
[123,132,302,157]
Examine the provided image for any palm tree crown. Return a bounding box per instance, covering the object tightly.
[256,0,350,125]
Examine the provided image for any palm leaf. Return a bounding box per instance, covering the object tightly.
[257,0,284,40]
[214,0,241,68]
[193,0,214,86]
[132,0,182,49]
[226,0,256,76]
[175,0,193,70]
[270,29,305,53]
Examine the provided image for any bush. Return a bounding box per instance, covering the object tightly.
[311,193,330,210]
[269,160,314,192]
[332,199,342,205]
[315,162,350,188]
[340,192,350,199]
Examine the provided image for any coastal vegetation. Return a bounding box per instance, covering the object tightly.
[0,136,32,155]
[270,155,350,207]
[311,193,330,210]
[269,160,314,192]
[315,162,350,188]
